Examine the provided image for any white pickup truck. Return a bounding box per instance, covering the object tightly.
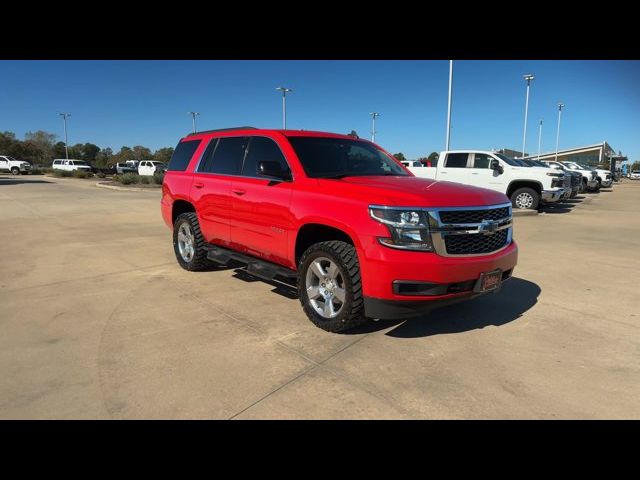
[405,150,568,210]
[0,155,32,175]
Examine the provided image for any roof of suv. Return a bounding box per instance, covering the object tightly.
[185,127,364,141]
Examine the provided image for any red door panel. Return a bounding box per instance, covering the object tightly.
[190,173,232,246]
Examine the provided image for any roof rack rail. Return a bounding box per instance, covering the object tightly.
[187,126,257,136]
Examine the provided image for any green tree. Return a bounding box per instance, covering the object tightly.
[67,143,84,160]
[95,147,114,168]
[393,152,406,162]
[81,143,101,163]
[132,145,153,160]
[53,142,67,159]
[153,147,174,163]
[24,130,57,164]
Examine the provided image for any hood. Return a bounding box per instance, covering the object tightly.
[317,175,509,208]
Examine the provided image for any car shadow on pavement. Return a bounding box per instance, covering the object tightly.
[0,178,53,185]
[348,277,540,338]
[541,203,575,214]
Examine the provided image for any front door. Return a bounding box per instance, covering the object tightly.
[469,153,507,193]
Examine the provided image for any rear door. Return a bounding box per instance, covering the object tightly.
[229,135,294,266]
[190,136,248,247]
[438,152,471,185]
[0,157,8,171]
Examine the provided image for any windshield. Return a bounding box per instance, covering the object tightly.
[287,136,409,178]
[495,153,527,167]
[73,161,89,166]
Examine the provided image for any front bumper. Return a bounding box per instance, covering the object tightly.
[601,179,613,188]
[586,179,599,189]
[541,189,565,203]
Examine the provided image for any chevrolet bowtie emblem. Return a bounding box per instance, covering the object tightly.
[478,220,499,234]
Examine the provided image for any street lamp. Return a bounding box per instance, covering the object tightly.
[188,112,200,134]
[445,60,453,150]
[370,112,381,142]
[521,73,535,159]
[275,87,293,129]
[555,102,565,162]
[537,119,543,161]
[58,113,71,160]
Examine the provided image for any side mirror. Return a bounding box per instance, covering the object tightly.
[258,161,291,181]
[490,159,504,174]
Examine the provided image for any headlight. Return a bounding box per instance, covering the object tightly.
[369,206,433,251]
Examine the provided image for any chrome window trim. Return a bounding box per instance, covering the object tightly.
[369,202,513,257]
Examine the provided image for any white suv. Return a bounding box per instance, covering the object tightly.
[0,155,32,175]
[52,159,93,172]
[138,160,166,176]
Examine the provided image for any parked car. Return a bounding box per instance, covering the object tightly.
[0,155,32,175]
[521,159,579,198]
[562,162,613,188]
[116,161,139,174]
[630,171,640,180]
[405,150,568,210]
[138,160,167,176]
[161,127,518,332]
[94,164,117,175]
[542,160,599,193]
[52,159,93,172]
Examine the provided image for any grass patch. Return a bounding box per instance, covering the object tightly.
[52,169,73,177]
[72,169,94,179]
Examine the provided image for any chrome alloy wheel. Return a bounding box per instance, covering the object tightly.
[305,256,346,319]
[515,192,534,209]
[177,223,195,262]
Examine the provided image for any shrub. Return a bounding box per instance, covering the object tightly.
[139,175,151,184]
[96,172,106,179]
[152,172,165,185]
[30,167,43,175]
[52,169,73,177]
[118,173,139,185]
[72,169,93,179]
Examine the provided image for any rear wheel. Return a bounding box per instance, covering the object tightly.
[510,187,540,210]
[297,240,367,333]
[173,212,211,271]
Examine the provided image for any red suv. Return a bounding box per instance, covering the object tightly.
[161,127,518,332]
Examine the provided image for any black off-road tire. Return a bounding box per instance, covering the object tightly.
[10,167,20,175]
[173,212,212,271]
[510,187,540,210]
[297,240,368,333]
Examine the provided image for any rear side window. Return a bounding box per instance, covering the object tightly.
[243,136,290,178]
[445,153,469,168]
[206,137,249,175]
[168,140,201,172]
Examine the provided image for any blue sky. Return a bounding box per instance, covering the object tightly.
[2,60,639,161]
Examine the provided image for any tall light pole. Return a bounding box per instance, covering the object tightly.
[537,119,543,161]
[58,113,71,160]
[555,102,565,162]
[370,112,381,142]
[276,87,292,129]
[521,73,535,158]
[188,112,200,134]
[445,60,453,150]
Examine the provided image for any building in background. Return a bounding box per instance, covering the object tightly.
[521,142,624,171]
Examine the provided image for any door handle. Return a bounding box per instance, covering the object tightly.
[194,182,205,189]
[232,189,246,196]
[472,172,479,175]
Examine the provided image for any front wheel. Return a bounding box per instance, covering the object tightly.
[297,241,368,333]
[510,187,540,210]
[10,167,20,175]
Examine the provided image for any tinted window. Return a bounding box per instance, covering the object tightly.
[288,136,408,178]
[168,140,201,172]
[203,137,248,175]
[243,136,290,178]
[445,153,469,168]
[473,153,492,169]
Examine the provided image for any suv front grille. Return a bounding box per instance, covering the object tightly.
[444,229,509,255]
[439,206,509,224]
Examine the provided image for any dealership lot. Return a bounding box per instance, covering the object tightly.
[0,176,638,419]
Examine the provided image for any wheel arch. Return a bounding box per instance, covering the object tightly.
[506,180,543,198]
